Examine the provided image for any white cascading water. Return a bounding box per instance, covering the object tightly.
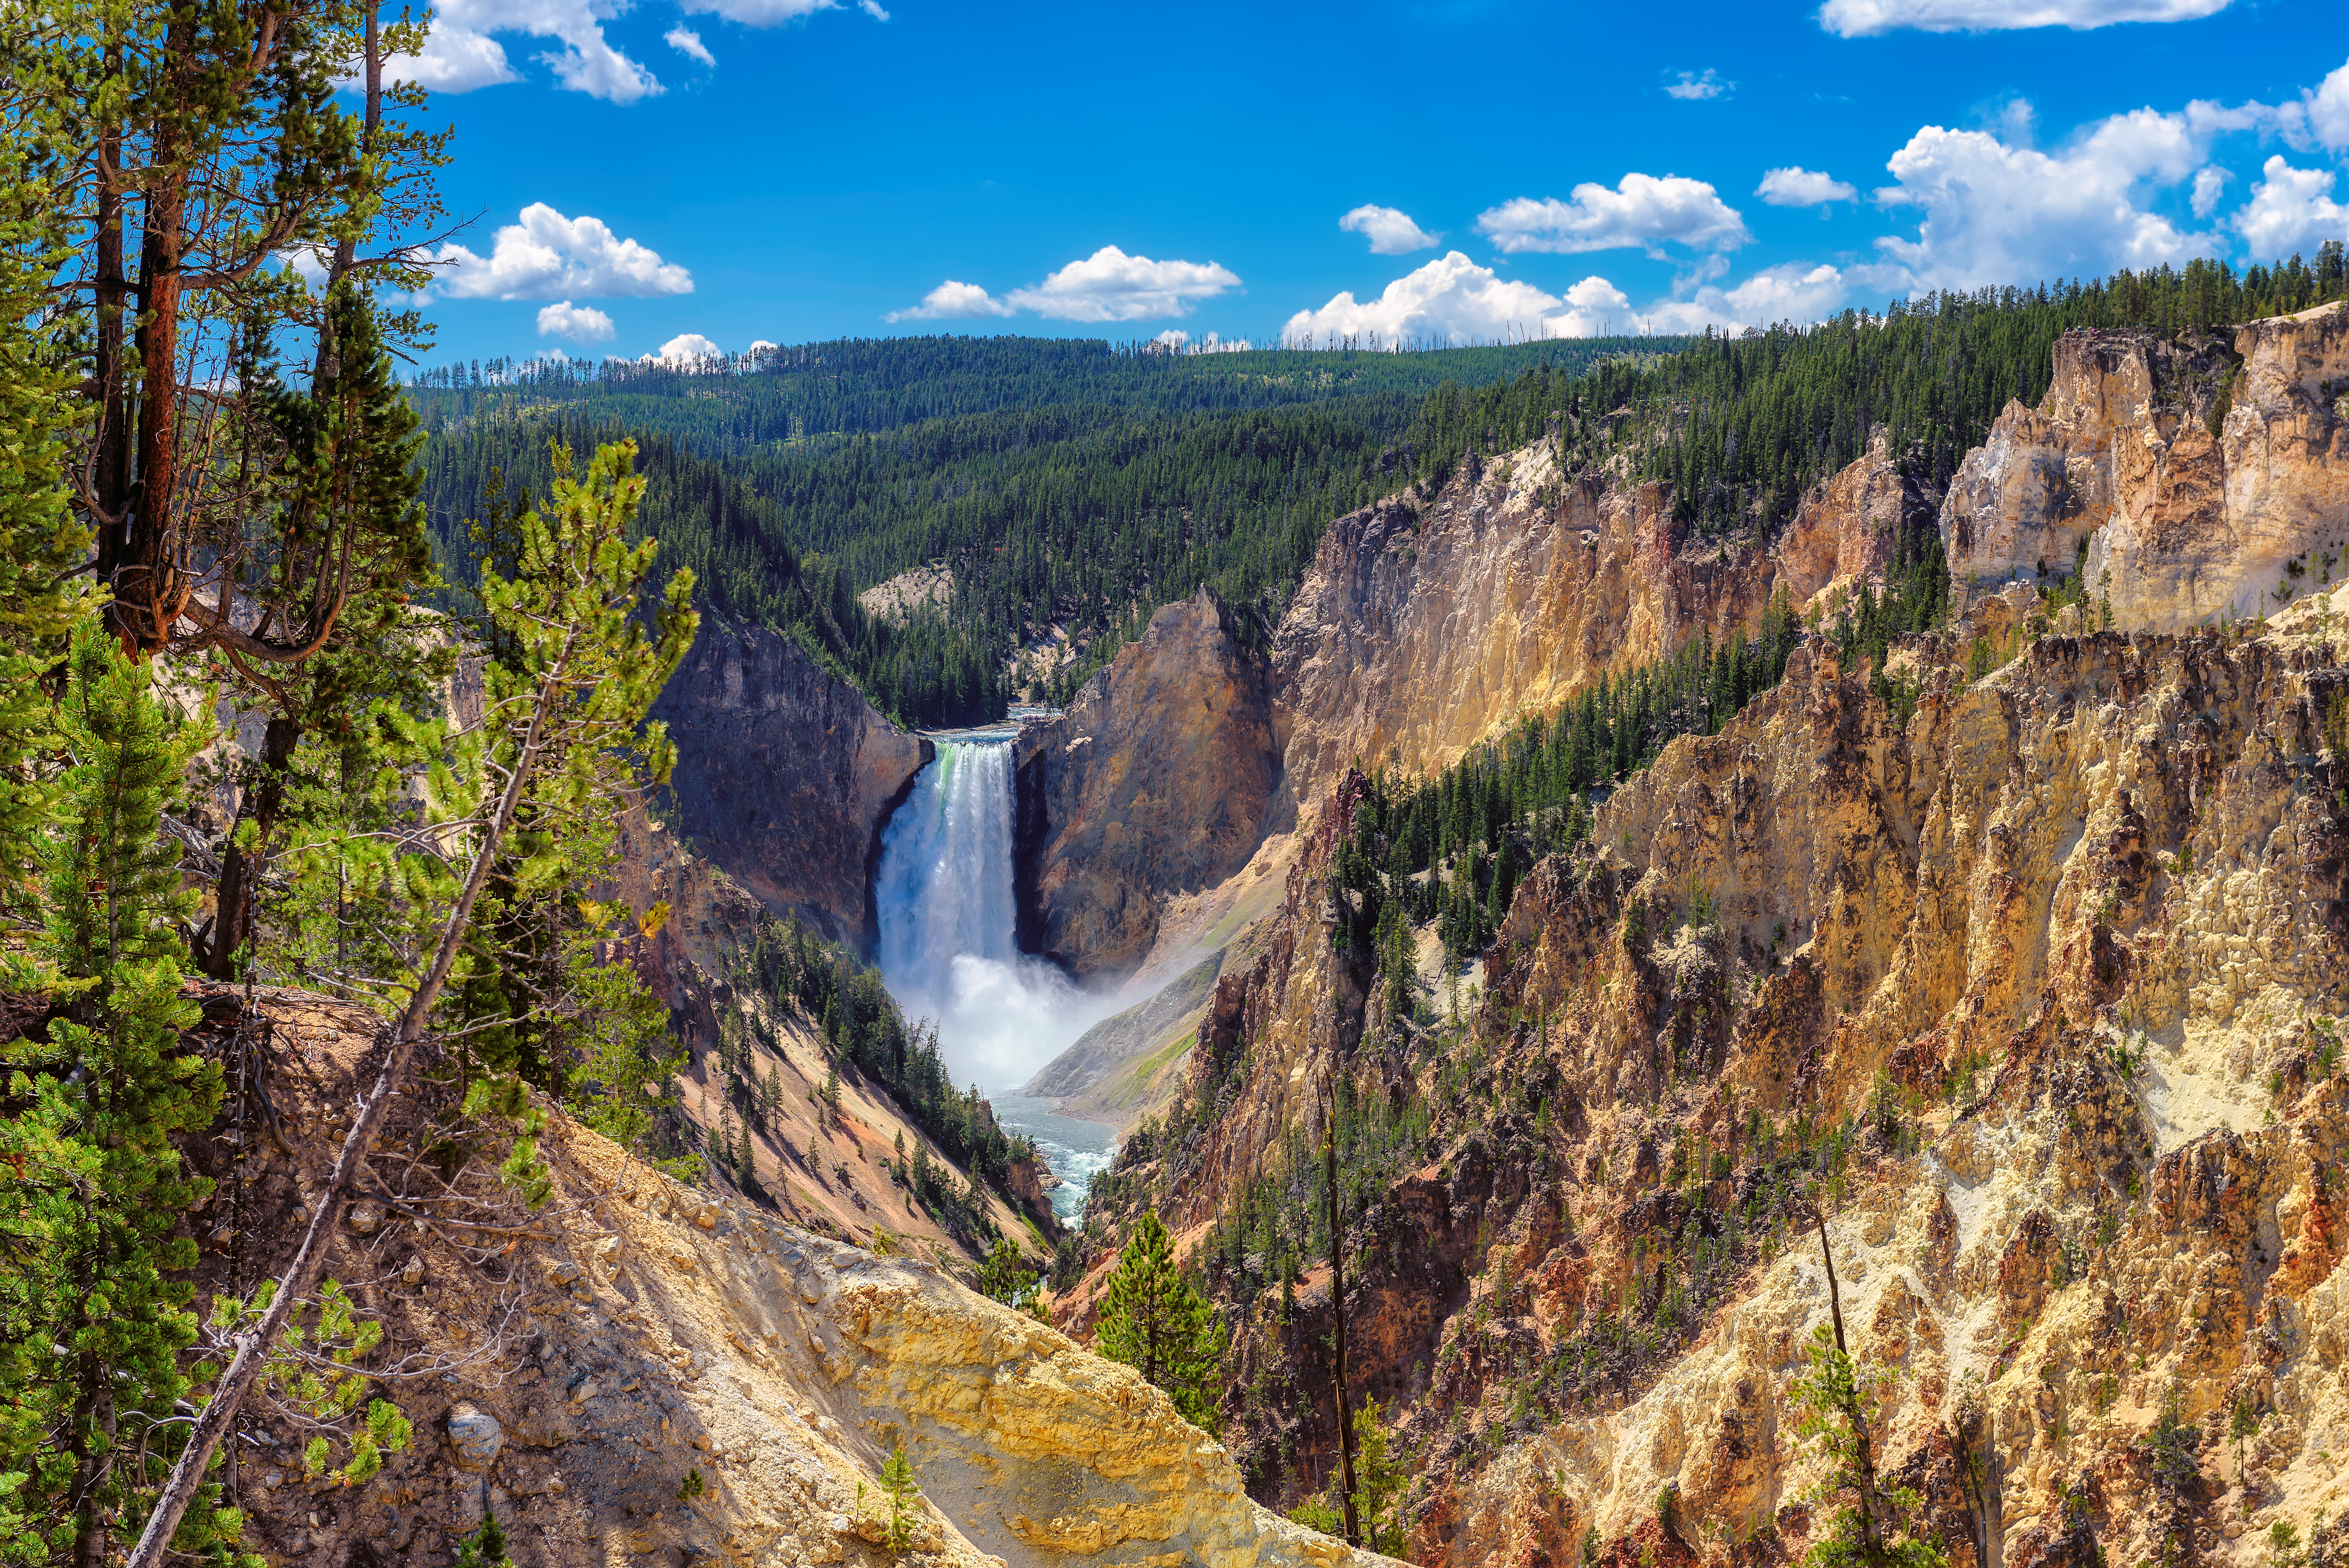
[873,738,1109,1091]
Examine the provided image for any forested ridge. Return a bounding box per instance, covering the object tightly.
[418,248,2348,731]
[404,333,1677,444]
[1410,250,2349,537]
[415,336,1678,727]
[421,388,1513,725]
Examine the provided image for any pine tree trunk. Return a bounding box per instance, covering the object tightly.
[1326,1124,1360,1548]
[205,715,299,979]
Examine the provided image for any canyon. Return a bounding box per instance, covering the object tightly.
[1032,307,2349,1567]
[199,306,2349,1568]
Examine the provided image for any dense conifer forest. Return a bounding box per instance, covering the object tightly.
[403,333,1677,441]
[416,248,2346,731]
[416,340,1682,726]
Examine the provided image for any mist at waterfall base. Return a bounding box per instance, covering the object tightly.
[873,737,1117,1097]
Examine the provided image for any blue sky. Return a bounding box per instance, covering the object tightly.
[389,0,2349,369]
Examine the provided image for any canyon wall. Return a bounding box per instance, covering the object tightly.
[1272,432,1928,828]
[1084,594,2349,1567]
[1049,311,2349,1568]
[189,990,1391,1568]
[1015,429,1928,988]
[1945,303,2349,628]
[653,617,930,950]
[1015,588,1285,980]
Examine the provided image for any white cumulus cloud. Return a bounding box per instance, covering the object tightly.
[383,0,887,103]
[1818,0,2235,36]
[2232,157,2349,262]
[884,280,1017,323]
[1340,205,1442,255]
[2302,58,2349,152]
[536,300,615,342]
[1003,246,1241,322]
[647,333,723,363]
[2191,167,2230,217]
[1476,174,1750,256]
[1648,264,1855,333]
[1665,69,1732,101]
[1758,167,1859,206]
[1281,253,1638,346]
[1868,107,2244,289]
[381,0,660,101]
[436,205,693,300]
[380,7,518,93]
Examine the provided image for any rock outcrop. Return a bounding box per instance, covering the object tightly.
[1019,950,1232,1129]
[1080,599,2349,1568]
[1945,305,2349,628]
[190,989,1394,1568]
[653,617,930,949]
[1016,588,1284,980]
[1016,433,1935,986]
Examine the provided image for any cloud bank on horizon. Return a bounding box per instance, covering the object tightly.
[395,0,2349,363]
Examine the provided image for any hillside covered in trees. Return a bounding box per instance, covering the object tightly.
[414,248,2347,730]
[415,337,1681,726]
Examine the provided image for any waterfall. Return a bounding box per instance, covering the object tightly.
[874,737,1106,1089]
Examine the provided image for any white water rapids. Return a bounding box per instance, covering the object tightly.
[873,735,1114,1094]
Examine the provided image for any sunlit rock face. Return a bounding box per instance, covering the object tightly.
[1016,587,1285,982]
[1945,305,2349,629]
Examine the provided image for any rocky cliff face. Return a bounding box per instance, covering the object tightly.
[1271,437,1921,828]
[186,990,1391,1568]
[1015,431,1928,988]
[1080,590,2349,1568]
[653,618,930,950]
[1016,588,1285,980]
[1946,304,2349,629]
[607,810,1056,1254]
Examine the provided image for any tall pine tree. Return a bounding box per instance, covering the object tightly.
[1096,1210,1226,1435]
[0,628,234,1563]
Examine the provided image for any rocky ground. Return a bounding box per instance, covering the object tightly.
[185,989,1395,1568]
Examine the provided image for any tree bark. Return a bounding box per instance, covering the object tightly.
[113,18,192,656]
[1325,1115,1360,1549]
[203,715,299,980]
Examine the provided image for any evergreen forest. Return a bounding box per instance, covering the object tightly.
[419,245,2347,731]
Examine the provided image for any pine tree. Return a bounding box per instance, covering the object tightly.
[877,1445,920,1553]
[1790,1219,1947,1568]
[0,627,232,1561]
[130,438,698,1564]
[0,93,91,914]
[1096,1210,1226,1435]
[977,1237,1031,1305]
[454,1509,516,1568]
[199,285,440,982]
